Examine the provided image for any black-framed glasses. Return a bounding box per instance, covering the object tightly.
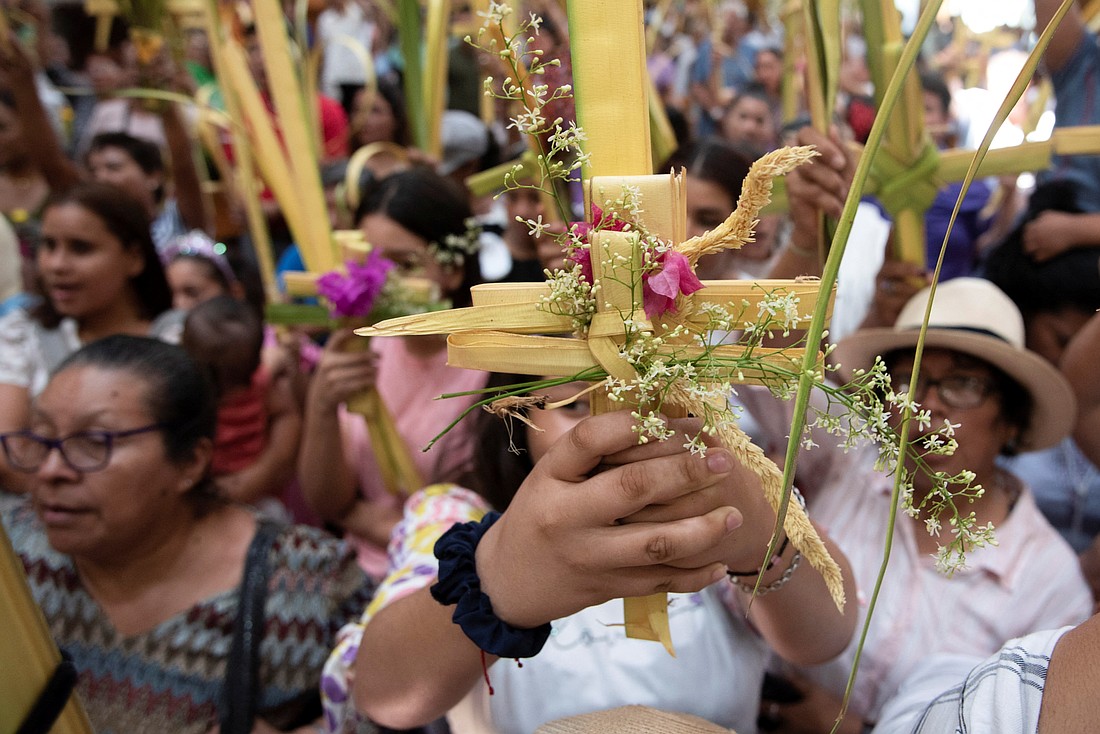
[892,373,995,410]
[0,424,164,473]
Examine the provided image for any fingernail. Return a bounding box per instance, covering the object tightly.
[725,509,742,532]
[707,450,732,474]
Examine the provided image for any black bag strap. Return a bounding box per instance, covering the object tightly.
[219,520,281,734]
[16,649,79,734]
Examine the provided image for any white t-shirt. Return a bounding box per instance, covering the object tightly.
[448,586,768,734]
[317,2,376,95]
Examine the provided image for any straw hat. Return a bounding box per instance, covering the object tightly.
[831,277,1076,451]
[535,706,733,734]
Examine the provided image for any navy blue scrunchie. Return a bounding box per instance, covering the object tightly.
[430,511,552,658]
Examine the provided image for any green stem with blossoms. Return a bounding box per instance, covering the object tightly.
[465,8,585,223]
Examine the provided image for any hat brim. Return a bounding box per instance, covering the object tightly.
[535,705,731,733]
[832,327,1076,451]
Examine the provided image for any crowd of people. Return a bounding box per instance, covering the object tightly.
[2,0,1100,732]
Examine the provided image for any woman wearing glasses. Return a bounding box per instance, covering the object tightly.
[757,278,1093,734]
[0,335,375,734]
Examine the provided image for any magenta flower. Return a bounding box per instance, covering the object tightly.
[567,205,631,284]
[316,250,395,318]
[567,246,594,284]
[643,250,703,318]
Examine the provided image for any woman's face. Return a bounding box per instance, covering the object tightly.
[352,90,398,146]
[38,203,144,321]
[721,96,774,150]
[685,174,738,279]
[524,381,592,464]
[360,212,461,295]
[28,365,201,561]
[86,146,160,211]
[166,257,228,311]
[753,50,783,95]
[889,348,1018,491]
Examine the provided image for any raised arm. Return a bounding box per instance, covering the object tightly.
[297,329,400,544]
[768,125,853,280]
[0,33,81,193]
[1061,309,1100,468]
[352,412,742,728]
[1036,0,1085,74]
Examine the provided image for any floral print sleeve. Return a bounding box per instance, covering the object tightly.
[321,483,491,732]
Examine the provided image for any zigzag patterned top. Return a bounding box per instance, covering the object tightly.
[3,501,377,734]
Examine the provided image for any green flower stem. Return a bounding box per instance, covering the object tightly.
[425,368,606,450]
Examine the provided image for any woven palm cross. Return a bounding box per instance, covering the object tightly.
[793,0,1100,264]
[360,0,845,654]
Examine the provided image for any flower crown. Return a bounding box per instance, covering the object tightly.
[427,217,482,268]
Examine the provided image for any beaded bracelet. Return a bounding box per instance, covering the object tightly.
[730,550,802,596]
[430,512,552,659]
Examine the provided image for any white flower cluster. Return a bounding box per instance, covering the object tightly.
[801,357,992,573]
[427,217,482,268]
[467,9,587,223]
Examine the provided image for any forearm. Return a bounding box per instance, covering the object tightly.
[218,413,301,505]
[161,102,210,233]
[745,525,857,665]
[768,226,822,279]
[341,497,403,548]
[1063,310,1100,467]
[352,588,492,728]
[1036,0,1084,73]
[11,80,80,192]
[298,403,360,523]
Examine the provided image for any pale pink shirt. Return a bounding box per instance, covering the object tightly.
[338,336,486,578]
[795,446,1092,723]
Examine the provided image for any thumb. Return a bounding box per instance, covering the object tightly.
[325,328,359,352]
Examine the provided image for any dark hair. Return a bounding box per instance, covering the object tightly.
[346,77,411,148]
[87,131,165,176]
[756,45,783,63]
[449,372,538,511]
[355,166,481,307]
[182,295,263,395]
[919,70,952,117]
[983,180,1100,317]
[883,349,1032,456]
[375,77,411,147]
[87,132,167,203]
[171,252,234,293]
[33,183,173,329]
[661,137,754,204]
[729,82,774,112]
[55,334,220,506]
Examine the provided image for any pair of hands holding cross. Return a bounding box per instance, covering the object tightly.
[353,408,856,729]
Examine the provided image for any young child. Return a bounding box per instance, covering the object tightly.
[182,295,301,519]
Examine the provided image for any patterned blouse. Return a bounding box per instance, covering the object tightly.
[2,501,377,734]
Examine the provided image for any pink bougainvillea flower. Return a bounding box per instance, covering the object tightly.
[566,245,594,284]
[643,249,703,318]
[567,205,632,285]
[316,249,395,318]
